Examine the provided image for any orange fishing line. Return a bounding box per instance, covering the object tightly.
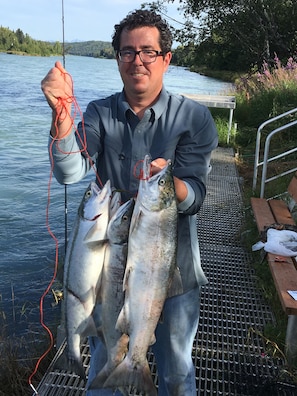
[28,170,58,395]
[28,70,102,394]
[51,72,103,187]
[133,159,152,180]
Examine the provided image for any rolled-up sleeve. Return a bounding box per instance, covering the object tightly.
[48,133,92,185]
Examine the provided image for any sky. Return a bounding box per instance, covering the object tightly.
[0,0,185,43]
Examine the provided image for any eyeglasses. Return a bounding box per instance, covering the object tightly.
[118,49,164,64]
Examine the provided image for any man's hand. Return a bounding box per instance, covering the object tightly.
[151,158,188,203]
[41,61,74,138]
[150,158,167,175]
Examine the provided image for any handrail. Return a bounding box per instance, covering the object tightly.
[260,120,297,197]
[252,107,297,195]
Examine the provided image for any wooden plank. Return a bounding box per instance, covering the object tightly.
[288,174,297,202]
[250,197,275,232]
[268,199,296,225]
[267,253,297,315]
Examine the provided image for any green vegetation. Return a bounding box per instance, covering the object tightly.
[211,56,297,374]
[147,0,297,74]
[0,27,114,58]
[228,55,297,167]
[65,40,114,58]
[0,334,54,396]
[0,26,62,56]
[212,55,297,168]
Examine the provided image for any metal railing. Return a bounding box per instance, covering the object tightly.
[252,107,297,198]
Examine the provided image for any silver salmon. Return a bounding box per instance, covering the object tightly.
[104,156,182,395]
[59,180,111,379]
[89,198,135,390]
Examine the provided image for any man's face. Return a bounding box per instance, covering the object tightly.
[117,26,172,101]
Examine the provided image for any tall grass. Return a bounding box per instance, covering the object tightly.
[0,332,54,395]
[0,285,61,395]
[212,55,297,185]
[212,56,297,149]
[234,55,297,135]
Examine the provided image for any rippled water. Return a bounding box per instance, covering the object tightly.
[0,52,231,341]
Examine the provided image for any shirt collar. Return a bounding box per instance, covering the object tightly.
[151,87,169,120]
[118,87,169,121]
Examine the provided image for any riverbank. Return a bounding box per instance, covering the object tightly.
[189,65,241,83]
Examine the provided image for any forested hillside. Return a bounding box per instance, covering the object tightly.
[0,26,62,56]
[65,41,114,58]
[0,26,114,58]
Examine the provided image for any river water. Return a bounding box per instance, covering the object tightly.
[0,53,231,344]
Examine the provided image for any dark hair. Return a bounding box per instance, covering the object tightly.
[112,9,172,54]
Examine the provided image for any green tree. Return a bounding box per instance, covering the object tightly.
[145,0,297,72]
[0,26,63,55]
[15,28,25,44]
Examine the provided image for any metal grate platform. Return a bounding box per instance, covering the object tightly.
[34,147,297,395]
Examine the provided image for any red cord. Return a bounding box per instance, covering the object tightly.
[28,70,101,393]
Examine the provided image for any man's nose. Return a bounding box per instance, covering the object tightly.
[133,52,143,64]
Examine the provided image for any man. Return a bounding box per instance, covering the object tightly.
[41,9,218,396]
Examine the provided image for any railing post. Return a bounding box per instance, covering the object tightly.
[286,315,297,365]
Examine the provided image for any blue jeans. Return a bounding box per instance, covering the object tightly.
[86,286,200,396]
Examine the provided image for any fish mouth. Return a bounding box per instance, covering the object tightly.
[84,213,102,221]
[86,213,101,222]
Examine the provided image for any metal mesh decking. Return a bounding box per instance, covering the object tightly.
[34,147,297,395]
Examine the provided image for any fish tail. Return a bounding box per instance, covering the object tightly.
[68,357,86,380]
[54,350,86,380]
[103,356,157,396]
[88,334,129,390]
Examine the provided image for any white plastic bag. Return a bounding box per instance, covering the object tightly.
[252,228,297,257]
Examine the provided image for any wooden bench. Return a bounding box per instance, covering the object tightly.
[251,173,297,363]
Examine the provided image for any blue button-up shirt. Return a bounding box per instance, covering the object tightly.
[49,87,218,291]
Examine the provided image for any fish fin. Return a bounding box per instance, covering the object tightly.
[103,356,157,396]
[88,334,129,390]
[111,333,129,362]
[129,208,143,235]
[81,321,99,338]
[167,266,183,298]
[122,265,131,292]
[149,333,156,346]
[54,349,86,380]
[115,305,129,334]
[85,238,108,248]
[95,279,103,304]
[84,219,108,242]
[77,313,100,338]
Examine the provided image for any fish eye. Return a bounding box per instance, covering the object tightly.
[159,178,166,186]
[85,190,92,198]
[122,215,128,221]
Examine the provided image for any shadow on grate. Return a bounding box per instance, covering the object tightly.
[34,147,297,395]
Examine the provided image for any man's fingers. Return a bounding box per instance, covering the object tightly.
[55,60,66,74]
